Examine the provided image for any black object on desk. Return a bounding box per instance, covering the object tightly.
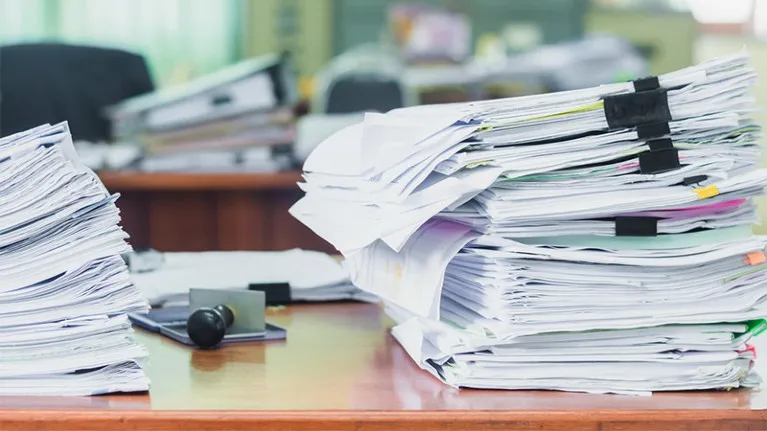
[129,288,287,349]
[187,304,235,349]
[130,307,287,348]
[248,282,291,306]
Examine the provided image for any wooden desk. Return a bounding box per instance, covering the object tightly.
[1,303,765,431]
[98,171,333,253]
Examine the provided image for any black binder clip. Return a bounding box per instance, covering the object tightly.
[647,138,674,151]
[603,89,672,130]
[639,149,680,174]
[638,138,680,175]
[615,216,658,237]
[636,122,671,140]
[631,76,661,92]
[682,175,708,186]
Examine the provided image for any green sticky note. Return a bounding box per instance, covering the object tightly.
[747,319,767,336]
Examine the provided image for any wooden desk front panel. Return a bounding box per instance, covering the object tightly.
[116,189,333,253]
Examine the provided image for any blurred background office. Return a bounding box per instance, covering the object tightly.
[0,0,764,252]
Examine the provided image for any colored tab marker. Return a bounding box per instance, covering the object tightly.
[694,184,719,200]
[737,344,757,361]
[747,319,767,337]
[478,123,493,132]
[744,251,767,266]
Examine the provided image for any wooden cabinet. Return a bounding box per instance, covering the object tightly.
[99,171,334,253]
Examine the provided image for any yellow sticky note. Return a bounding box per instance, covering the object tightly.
[694,185,719,200]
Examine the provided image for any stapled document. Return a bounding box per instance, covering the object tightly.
[291,50,767,395]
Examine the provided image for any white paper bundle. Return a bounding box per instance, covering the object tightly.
[290,51,767,395]
[0,123,149,396]
[130,249,377,307]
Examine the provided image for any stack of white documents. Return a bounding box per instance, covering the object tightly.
[290,51,767,395]
[0,123,150,396]
[132,249,377,307]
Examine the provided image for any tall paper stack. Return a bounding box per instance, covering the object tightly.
[0,123,149,396]
[290,51,767,394]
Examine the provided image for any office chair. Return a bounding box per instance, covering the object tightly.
[0,42,155,141]
[312,44,416,114]
[294,45,419,163]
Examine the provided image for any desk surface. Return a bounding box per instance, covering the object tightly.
[1,303,766,431]
[98,170,302,191]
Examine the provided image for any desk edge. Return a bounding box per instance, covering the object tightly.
[2,409,765,431]
[97,171,303,191]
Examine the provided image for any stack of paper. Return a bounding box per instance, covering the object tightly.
[0,123,149,396]
[107,53,297,173]
[132,249,377,307]
[290,51,767,395]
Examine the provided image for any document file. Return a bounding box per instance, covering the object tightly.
[0,123,149,396]
[131,249,377,307]
[291,51,767,394]
[106,53,297,173]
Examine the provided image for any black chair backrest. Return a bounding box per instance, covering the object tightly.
[0,42,154,141]
[325,75,404,114]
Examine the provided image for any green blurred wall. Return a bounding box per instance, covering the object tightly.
[334,0,588,55]
[241,0,334,77]
[585,8,698,75]
[243,0,588,77]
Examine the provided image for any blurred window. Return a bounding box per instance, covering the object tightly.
[687,0,753,24]
[754,0,767,37]
[0,0,241,86]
